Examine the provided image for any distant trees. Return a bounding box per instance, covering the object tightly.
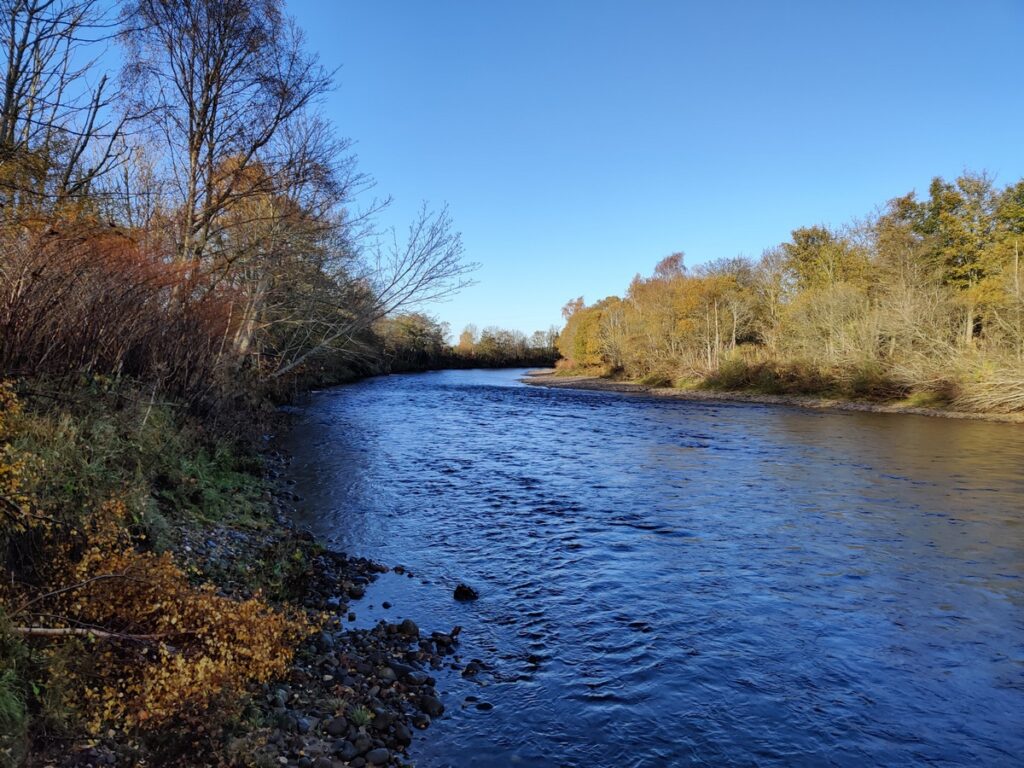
[377,316,558,372]
[556,172,1024,410]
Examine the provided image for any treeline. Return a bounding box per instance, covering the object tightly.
[0,0,473,762]
[558,172,1024,412]
[377,314,559,371]
[0,0,473,406]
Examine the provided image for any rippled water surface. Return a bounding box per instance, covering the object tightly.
[282,369,1024,767]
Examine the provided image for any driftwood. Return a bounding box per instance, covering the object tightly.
[11,626,169,642]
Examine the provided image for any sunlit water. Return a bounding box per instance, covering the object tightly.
[281,369,1024,767]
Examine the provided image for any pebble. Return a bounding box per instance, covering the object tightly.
[334,741,358,760]
[353,734,372,753]
[394,723,412,746]
[326,716,347,737]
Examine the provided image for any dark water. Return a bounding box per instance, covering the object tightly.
[282,369,1024,767]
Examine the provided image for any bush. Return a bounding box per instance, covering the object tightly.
[0,228,232,404]
[0,384,313,741]
[955,366,1024,413]
[638,371,673,388]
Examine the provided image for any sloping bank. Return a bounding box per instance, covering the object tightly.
[0,381,459,768]
[522,370,1024,424]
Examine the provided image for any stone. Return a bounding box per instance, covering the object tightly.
[365,748,390,765]
[406,670,429,686]
[453,583,479,601]
[394,722,412,746]
[397,618,419,637]
[333,741,358,761]
[326,716,348,737]
[419,694,444,717]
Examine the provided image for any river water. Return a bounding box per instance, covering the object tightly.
[282,369,1024,767]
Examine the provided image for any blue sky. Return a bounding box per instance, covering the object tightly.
[289,0,1024,338]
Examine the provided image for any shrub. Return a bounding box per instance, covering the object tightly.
[955,366,1024,413]
[0,385,313,738]
[0,227,233,404]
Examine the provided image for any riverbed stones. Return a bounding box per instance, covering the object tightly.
[453,583,479,601]
[419,694,444,717]
[397,618,419,637]
[184,460,471,768]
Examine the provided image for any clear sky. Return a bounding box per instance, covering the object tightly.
[288,0,1024,338]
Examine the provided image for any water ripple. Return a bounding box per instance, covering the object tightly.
[283,369,1024,767]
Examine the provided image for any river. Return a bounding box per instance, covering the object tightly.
[281,369,1024,767]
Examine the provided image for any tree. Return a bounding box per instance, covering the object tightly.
[458,324,478,353]
[121,0,335,264]
[653,251,685,280]
[781,226,869,290]
[0,0,127,211]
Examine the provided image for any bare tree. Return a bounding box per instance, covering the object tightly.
[267,204,477,378]
[121,0,334,263]
[0,0,127,209]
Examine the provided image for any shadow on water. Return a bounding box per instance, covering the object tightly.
[281,369,1024,767]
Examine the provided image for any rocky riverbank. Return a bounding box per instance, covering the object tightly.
[53,448,467,768]
[522,370,1024,424]
[206,453,466,768]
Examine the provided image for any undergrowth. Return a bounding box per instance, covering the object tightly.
[0,379,314,764]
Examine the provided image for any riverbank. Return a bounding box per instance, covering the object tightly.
[522,370,1024,424]
[0,382,460,767]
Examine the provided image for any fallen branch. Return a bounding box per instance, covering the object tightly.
[11,626,170,642]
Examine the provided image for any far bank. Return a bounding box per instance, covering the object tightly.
[522,369,1024,424]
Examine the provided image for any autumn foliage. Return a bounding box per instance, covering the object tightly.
[558,174,1024,411]
[0,385,311,736]
[0,226,235,402]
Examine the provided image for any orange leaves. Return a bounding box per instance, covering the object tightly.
[30,498,314,732]
[1,474,312,734]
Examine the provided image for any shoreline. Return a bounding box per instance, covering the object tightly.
[522,370,1024,424]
